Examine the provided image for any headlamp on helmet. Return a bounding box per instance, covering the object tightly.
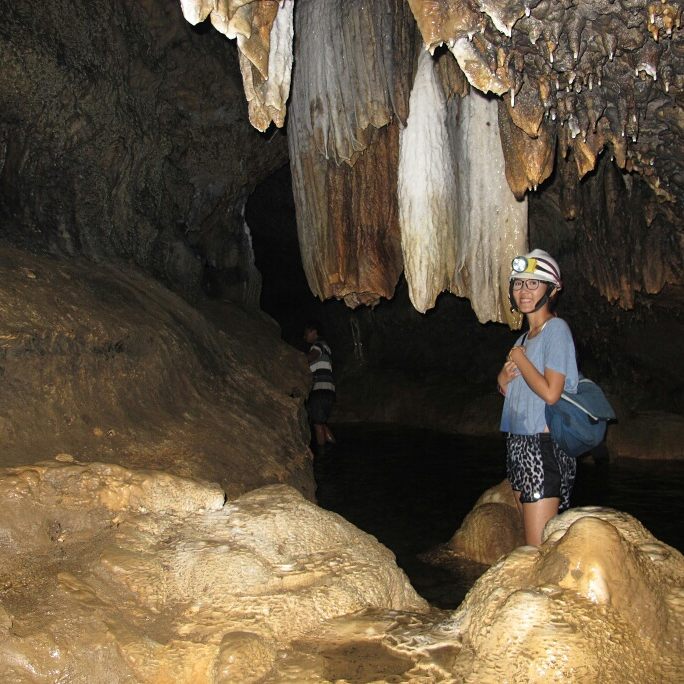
[511,256,537,274]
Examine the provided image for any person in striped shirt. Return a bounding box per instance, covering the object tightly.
[304,321,336,455]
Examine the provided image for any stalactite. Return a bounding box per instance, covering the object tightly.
[289,116,404,307]
[397,50,526,322]
[406,0,684,219]
[291,0,416,165]
[574,158,682,307]
[450,89,528,326]
[498,100,556,200]
[179,0,291,131]
[398,51,458,313]
[287,0,415,306]
[239,0,293,131]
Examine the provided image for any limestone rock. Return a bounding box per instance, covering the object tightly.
[1,461,681,682]
[0,246,314,498]
[278,507,684,682]
[430,480,525,566]
[0,464,427,682]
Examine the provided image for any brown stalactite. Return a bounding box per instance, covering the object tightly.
[434,47,470,99]
[289,119,404,307]
[574,158,682,307]
[497,99,556,199]
[287,0,417,305]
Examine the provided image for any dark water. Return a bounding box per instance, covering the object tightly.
[313,423,684,608]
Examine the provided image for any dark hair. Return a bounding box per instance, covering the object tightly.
[304,320,323,336]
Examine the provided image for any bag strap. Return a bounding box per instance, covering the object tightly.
[559,391,600,422]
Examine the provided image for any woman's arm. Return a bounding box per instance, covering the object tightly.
[507,346,565,404]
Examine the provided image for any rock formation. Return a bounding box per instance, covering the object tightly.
[427,479,526,565]
[0,463,427,682]
[1,464,681,682]
[0,245,313,499]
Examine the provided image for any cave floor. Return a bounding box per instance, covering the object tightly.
[313,423,684,609]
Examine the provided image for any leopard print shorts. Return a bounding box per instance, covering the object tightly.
[506,433,576,511]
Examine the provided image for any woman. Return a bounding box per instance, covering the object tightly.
[497,249,579,546]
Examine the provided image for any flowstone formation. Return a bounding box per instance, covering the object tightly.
[0,462,427,682]
[424,479,526,566]
[1,463,681,682]
[0,245,314,498]
[180,0,683,319]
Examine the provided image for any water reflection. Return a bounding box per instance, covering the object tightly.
[313,423,684,609]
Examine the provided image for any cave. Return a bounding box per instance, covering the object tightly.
[1,1,683,682]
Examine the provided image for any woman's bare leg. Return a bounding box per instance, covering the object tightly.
[511,488,523,517]
[522,497,560,546]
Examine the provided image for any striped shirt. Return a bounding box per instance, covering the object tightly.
[309,339,335,393]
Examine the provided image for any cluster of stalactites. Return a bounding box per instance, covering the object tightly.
[407,0,683,208]
[179,0,294,131]
[178,0,682,315]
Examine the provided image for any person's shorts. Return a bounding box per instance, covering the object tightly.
[506,433,576,511]
[306,390,335,424]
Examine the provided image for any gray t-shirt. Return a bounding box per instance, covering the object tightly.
[500,317,579,435]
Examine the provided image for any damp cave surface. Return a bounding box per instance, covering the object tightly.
[313,423,684,609]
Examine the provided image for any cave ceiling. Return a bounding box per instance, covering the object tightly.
[78,1,684,319]
[0,0,684,324]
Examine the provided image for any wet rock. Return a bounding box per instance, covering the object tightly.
[423,480,524,567]
[1,459,681,682]
[0,464,427,682]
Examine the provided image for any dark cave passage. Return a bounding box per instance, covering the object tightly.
[314,423,684,609]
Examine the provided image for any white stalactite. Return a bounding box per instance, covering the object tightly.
[398,53,527,323]
[398,51,458,314]
[450,89,528,326]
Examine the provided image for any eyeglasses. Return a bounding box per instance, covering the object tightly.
[511,278,541,291]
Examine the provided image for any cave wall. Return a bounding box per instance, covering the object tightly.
[0,244,315,498]
[0,0,288,304]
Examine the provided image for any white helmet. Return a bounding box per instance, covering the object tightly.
[509,249,562,290]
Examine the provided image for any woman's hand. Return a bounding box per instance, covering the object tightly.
[507,345,526,363]
[497,359,520,396]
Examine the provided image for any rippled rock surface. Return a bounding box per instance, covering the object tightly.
[0,464,427,682]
